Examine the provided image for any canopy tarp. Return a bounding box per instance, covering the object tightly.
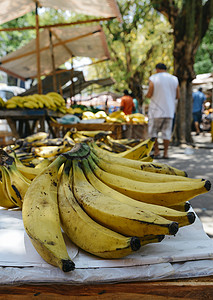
[0,25,110,80]
[0,0,122,25]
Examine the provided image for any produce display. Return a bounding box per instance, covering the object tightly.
[0,92,147,124]
[2,92,67,113]
[0,131,211,273]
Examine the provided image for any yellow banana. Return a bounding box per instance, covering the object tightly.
[140,155,154,162]
[81,158,196,227]
[90,151,201,183]
[72,158,179,237]
[114,137,155,159]
[24,132,49,143]
[32,144,72,158]
[87,154,211,207]
[90,142,187,177]
[58,159,142,259]
[0,167,23,208]
[168,202,191,212]
[0,177,17,209]
[22,154,75,272]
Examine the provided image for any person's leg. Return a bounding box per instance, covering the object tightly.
[161,118,173,158]
[154,138,160,156]
[148,118,160,156]
[163,139,170,158]
[193,112,201,135]
[194,121,200,135]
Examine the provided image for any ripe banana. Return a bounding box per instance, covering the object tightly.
[72,158,179,237]
[169,202,191,212]
[115,137,155,159]
[58,159,142,259]
[90,151,201,183]
[32,144,72,158]
[87,154,211,207]
[90,142,187,177]
[0,177,17,209]
[0,150,31,207]
[0,167,23,207]
[8,152,43,180]
[25,132,49,143]
[81,158,195,227]
[22,154,75,272]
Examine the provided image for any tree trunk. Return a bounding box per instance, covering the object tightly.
[151,0,213,145]
[129,72,144,107]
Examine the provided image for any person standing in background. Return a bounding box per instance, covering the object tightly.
[146,63,180,159]
[120,90,135,115]
[192,87,206,135]
[130,93,139,113]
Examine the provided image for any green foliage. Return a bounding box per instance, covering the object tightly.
[194,18,213,74]
[0,13,36,56]
[87,0,173,97]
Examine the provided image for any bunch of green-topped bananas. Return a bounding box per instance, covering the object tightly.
[10,130,155,162]
[4,92,67,113]
[18,142,211,272]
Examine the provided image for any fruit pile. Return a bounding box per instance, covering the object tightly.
[0,132,211,273]
[12,130,154,161]
[80,110,147,124]
[3,92,67,113]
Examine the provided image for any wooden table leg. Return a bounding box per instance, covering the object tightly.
[6,118,20,139]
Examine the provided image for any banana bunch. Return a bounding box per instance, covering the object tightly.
[4,92,66,112]
[0,149,31,208]
[0,97,5,108]
[126,113,147,124]
[106,110,127,123]
[1,141,211,272]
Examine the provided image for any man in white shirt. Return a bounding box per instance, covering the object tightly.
[146,63,180,159]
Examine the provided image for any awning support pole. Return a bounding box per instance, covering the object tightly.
[35,1,42,94]
[48,29,57,92]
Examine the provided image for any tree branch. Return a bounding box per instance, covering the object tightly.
[201,0,213,38]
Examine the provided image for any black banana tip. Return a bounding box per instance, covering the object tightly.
[168,222,179,235]
[157,235,165,242]
[130,236,141,251]
[61,259,75,272]
[187,212,196,224]
[204,180,211,191]
[184,171,188,177]
[184,202,191,212]
[150,137,156,142]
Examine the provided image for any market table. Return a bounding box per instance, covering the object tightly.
[50,122,148,140]
[1,277,213,299]
[1,208,213,299]
[0,109,63,139]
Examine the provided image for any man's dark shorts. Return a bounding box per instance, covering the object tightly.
[193,111,202,123]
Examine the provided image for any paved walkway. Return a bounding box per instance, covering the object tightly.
[154,132,213,238]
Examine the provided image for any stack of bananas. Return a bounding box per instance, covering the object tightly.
[0,139,211,273]
[11,130,152,162]
[0,97,5,108]
[4,92,67,113]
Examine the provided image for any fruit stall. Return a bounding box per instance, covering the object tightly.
[0,131,213,299]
